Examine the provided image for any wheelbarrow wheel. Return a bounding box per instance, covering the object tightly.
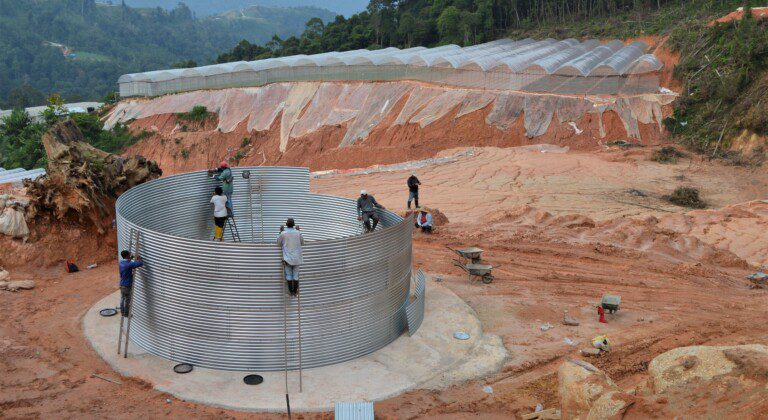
[482,274,494,284]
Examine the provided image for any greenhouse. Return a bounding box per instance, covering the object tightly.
[118,38,663,98]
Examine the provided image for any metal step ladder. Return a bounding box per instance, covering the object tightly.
[225,214,242,242]
[117,228,142,358]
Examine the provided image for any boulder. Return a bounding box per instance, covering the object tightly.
[0,207,29,239]
[586,391,634,420]
[0,269,9,282]
[558,359,619,419]
[1,280,35,291]
[648,344,768,393]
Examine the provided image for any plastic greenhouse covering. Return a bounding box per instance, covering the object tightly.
[117,38,663,98]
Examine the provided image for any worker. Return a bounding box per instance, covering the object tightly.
[407,172,421,209]
[210,186,228,241]
[357,190,385,233]
[118,250,143,317]
[209,160,234,215]
[277,218,304,296]
[414,207,433,233]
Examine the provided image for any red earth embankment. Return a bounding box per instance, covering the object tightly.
[109,81,676,175]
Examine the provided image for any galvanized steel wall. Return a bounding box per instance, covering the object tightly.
[115,167,416,371]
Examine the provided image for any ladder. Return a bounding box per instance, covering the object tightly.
[117,228,142,358]
[225,215,242,242]
[282,261,303,406]
[249,171,265,241]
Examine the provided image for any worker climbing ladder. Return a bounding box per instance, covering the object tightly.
[282,260,303,414]
[117,228,142,358]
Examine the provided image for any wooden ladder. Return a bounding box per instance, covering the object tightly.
[117,228,142,358]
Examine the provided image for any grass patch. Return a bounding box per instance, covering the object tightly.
[666,4,768,156]
[607,140,643,148]
[665,187,706,208]
[722,147,766,167]
[651,146,686,164]
[176,105,214,124]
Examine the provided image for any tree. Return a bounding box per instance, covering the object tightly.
[0,109,46,169]
[437,6,464,45]
[171,60,198,69]
[6,85,46,109]
[397,12,416,48]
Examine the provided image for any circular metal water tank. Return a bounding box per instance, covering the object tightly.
[115,167,413,371]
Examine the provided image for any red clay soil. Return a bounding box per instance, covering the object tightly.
[124,102,669,176]
[709,6,768,25]
[2,146,767,418]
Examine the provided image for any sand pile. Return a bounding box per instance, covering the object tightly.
[468,205,746,266]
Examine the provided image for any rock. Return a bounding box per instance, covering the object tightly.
[3,280,35,291]
[648,344,768,393]
[586,390,634,420]
[563,311,580,326]
[681,355,698,369]
[558,359,619,418]
[0,269,9,282]
[581,348,601,357]
[722,347,768,381]
[0,207,30,239]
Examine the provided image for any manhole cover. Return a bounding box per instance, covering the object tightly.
[453,331,470,340]
[173,363,193,374]
[99,308,118,317]
[243,374,264,385]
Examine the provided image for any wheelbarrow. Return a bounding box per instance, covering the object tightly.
[447,246,484,264]
[600,295,621,314]
[454,262,495,284]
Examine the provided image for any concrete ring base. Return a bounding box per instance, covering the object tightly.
[82,277,507,412]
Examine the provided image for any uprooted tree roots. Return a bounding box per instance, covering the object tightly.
[24,119,162,233]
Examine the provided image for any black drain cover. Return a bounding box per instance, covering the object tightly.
[243,374,264,385]
[173,363,194,374]
[99,308,118,317]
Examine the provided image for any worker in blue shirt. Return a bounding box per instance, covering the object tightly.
[119,250,144,316]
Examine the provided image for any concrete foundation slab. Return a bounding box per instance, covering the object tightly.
[82,277,507,412]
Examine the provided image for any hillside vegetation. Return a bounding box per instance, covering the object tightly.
[215,0,739,60]
[0,0,334,108]
[215,0,767,162]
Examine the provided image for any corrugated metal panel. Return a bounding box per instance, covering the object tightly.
[0,168,45,184]
[115,167,418,371]
[334,401,374,420]
[406,269,426,336]
[0,168,46,183]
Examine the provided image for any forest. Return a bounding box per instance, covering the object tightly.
[0,0,333,109]
[216,0,738,62]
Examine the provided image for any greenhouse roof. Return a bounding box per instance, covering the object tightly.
[119,38,663,85]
